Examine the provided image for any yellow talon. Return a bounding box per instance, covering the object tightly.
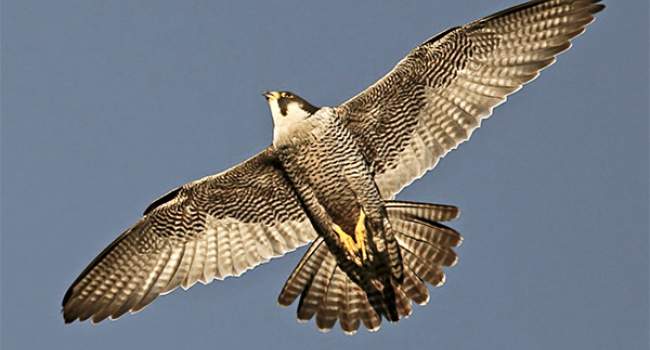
[333,224,358,261]
[355,209,368,262]
[332,209,368,266]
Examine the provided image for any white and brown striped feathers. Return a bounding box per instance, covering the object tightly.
[337,0,604,199]
[278,201,461,334]
[62,149,317,323]
[62,0,603,334]
[278,0,604,333]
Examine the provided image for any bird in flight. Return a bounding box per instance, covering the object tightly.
[62,0,604,334]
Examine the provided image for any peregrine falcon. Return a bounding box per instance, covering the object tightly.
[62,0,604,334]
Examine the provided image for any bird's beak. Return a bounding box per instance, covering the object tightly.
[263,91,280,101]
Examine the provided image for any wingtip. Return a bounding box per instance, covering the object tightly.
[62,309,77,324]
[61,287,74,308]
[592,4,605,16]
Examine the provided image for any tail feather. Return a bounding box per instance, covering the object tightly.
[402,249,446,287]
[338,277,361,334]
[394,283,412,319]
[396,233,458,267]
[358,288,381,331]
[277,239,329,307]
[391,216,463,248]
[382,230,405,283]
[366,277,399,322]
[278,200,461,333]
[381,200,457,283]
[386,201,460,222]
[402,266,429,305]
[315,267,344,331]
[296,247,337,322]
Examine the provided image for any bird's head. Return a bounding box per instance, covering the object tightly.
[263,91,319,129]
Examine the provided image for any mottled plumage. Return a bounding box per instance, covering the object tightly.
[62,0,603,334]
[338,0,604,199]
[278,201,461,334]
[62,149,317,323]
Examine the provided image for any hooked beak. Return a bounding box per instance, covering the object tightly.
[262,91,280,101]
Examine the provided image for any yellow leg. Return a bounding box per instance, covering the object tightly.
[332,209,368,266]
[354,209,368,262]
[332,223,360,264]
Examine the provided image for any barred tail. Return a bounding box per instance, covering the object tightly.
[278,200,462,334]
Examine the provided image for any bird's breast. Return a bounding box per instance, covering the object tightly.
[277,114,372,233]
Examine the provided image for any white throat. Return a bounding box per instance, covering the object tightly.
[270,100,319,146]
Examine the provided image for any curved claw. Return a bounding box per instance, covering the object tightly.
[332,209,368,266]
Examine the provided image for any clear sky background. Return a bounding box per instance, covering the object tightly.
[2,1,648,349]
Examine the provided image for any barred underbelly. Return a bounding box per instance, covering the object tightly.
[308,121,371,235]
[277,107,378,244]
[313,178,360,235]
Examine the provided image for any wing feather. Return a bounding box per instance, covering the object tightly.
[132,243,173,312]
[336,0,603,198]
[62,148,315,323]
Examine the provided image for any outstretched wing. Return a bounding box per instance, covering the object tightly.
[336,0,604,198]
[62,148,315,323]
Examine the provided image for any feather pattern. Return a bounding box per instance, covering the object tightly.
[278,200,462,333]
[62,0,604,333]
[62,148,316,323]
[336,0,604,199]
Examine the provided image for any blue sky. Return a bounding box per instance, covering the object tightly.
[2,1,648,349]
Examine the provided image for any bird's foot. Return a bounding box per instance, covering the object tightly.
[332,209,368,266]
[354,209,368,262]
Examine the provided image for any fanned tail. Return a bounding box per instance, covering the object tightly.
[278,200,461,334]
